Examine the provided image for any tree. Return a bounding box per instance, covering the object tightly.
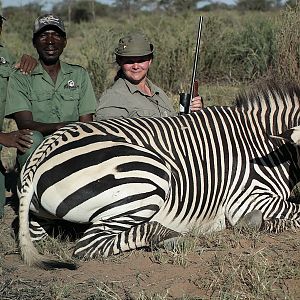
[52,0,110,23]
[285,0,299,8]
[113,0,202,14]
[158,0,199,12]
[113,0,133,13]
[236,0,278,11]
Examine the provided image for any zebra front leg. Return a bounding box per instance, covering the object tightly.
[263,218,300,233]
[259,197,300,233]
[235,211,300,233]
[233,197,300,233]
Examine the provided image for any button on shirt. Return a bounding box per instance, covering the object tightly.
[0,44,14,130]
[5,61,96,123]
[96,77,177,120]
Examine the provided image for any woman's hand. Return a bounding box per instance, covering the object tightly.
[190,95,204,112]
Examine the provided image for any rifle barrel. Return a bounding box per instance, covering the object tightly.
[188,16,204,111]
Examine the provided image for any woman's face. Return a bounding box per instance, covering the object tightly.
[119,55,152,84]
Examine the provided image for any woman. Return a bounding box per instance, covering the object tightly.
[96,33,202,120]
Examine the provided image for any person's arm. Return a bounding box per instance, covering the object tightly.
[14,54,37,75]
[0,129,33,153]
[14,111,93,136]
[78,68,96,119]
[14,111,69,136]
[79,114,93,122]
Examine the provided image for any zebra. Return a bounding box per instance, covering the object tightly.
[18,82,300,269]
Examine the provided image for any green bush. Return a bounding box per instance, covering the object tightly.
[79,23,120,98]
[224,16,277,81]
[2,5,299,98]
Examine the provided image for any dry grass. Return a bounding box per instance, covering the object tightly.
[168,82,243,113]
[1,204,300,300]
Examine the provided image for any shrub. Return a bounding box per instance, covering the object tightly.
[2,5,299,97]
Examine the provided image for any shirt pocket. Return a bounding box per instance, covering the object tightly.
[30,91,53,122]
[60,90,80,121]
[133,108,159,118]
[0,64,12,79]
[0,66,10,105]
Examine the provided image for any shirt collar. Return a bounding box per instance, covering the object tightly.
[59,61,74,75]
[31,60,72,75]
[124,77,160,96]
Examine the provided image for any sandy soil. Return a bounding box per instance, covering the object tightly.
[1,201,300,300]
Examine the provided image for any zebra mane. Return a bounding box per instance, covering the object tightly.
[234,81,300,110]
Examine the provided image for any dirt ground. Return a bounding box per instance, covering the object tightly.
[1,199,300,300]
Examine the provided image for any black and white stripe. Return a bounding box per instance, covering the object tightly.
[18,82,300,268]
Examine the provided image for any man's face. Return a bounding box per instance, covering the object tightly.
[33,28,66,65]
[119,55,152,84]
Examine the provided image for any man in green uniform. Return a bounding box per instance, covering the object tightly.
[6,14,96,169]
[0,14,36,218]
[96,33,202,120]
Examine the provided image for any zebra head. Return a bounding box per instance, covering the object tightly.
[271,126,300,146]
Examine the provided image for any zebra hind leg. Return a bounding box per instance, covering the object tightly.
[73,221,179,259]
[29,219,49,241]
[11,215,49,241]
[13,214,88,243]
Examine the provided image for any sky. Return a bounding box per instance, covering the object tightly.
[2,0,236,9]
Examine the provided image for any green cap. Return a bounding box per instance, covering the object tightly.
[114,33,154,57]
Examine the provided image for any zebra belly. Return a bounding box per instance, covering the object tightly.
[152,203,227,234]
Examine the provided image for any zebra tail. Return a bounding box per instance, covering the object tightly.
[18,180,77,270]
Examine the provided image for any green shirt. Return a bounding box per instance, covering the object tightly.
[5,61,96,123]
[0,44,14,130]
[96,77,177,120]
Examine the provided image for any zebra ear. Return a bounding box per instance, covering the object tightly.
[270,126,300,145]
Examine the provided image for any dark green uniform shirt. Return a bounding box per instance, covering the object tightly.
[0,43,14,130]
[5,61,96,122]
[96,77,177,120]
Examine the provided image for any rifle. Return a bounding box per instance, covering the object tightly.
[180,16,204,114]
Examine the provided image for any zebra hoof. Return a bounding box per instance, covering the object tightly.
[236,210,263,231]
[156,236,188,251]
[157,237,179,250]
